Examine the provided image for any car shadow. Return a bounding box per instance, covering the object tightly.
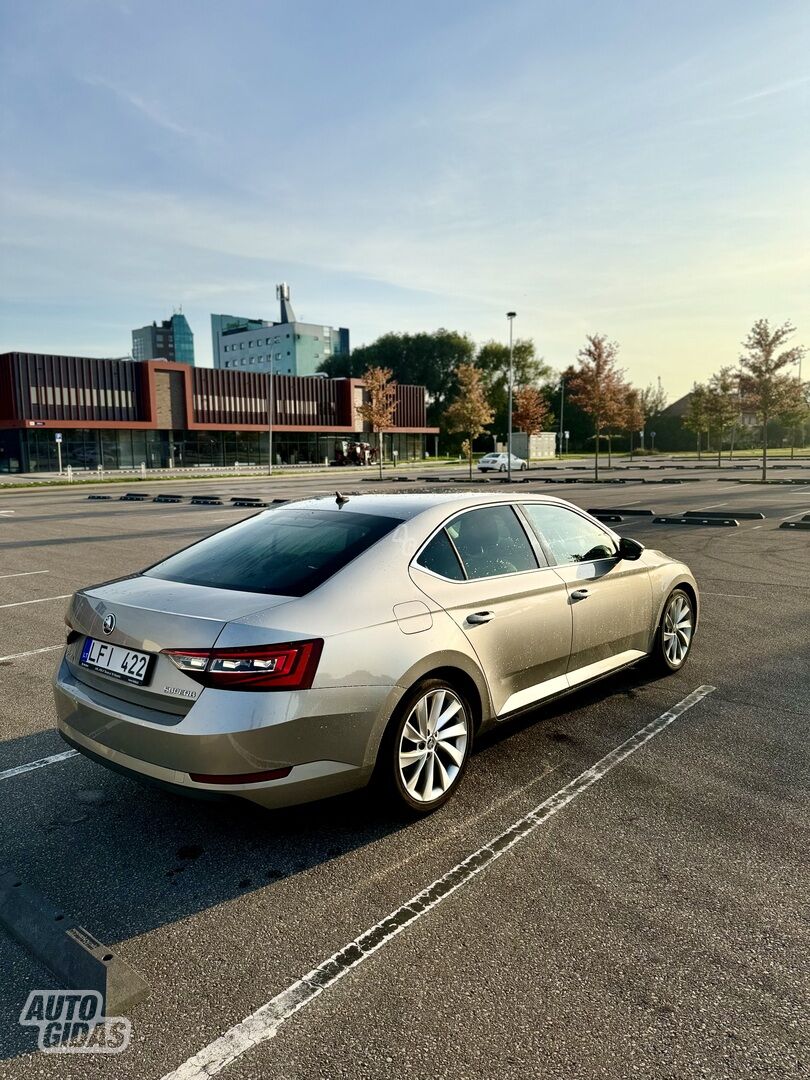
[0,659,667,1060]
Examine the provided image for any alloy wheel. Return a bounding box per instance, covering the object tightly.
[397,688,469,804]
[663,593,693,665]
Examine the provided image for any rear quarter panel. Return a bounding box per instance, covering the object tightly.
[642,550,700,647]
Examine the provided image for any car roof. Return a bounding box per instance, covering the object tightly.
[275,491,574,522]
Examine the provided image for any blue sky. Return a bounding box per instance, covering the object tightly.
[1,0,808,398]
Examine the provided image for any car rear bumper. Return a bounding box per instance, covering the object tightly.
[53,657,401,808]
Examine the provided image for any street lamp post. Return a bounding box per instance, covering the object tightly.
[506,311,516,482]
[558,377,565,459]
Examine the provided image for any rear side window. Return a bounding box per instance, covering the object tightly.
[145,509,403,597]
[447,505,538,579]
[416,529,465,580]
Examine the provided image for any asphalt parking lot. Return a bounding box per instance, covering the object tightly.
[1,462,808,1079]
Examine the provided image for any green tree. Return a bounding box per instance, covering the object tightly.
[475,339,552,441]
[776,378,810,459]
[683,384,710,459]
[705,367,740,467]
[624,388,645,457]
[638,380,668,450]
[739,320,806,479]
[567,334,626,480]
[319,329,475,429]
[445,364,494,478]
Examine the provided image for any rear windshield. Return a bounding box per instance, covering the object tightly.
[144,508,403,597]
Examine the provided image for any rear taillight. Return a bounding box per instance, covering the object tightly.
[162,639,323,691]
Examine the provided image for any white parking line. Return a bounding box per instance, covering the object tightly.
[0,644,64,662]
[0,570,50,580]
[780,509,810,521]
[0,594,71,609]
[692,502,728,511]
[0,749,79,782]
[161,684,716,1080]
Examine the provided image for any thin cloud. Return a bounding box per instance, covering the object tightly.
[731,73,810,105]
[80,75,210,142]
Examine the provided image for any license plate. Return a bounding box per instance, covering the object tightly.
[80,638,153,686]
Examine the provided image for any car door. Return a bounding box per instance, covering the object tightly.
[519,503,653,681]
[409,504,573,716]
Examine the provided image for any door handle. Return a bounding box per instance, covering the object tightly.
[467,610,495,624]
[570,588,590,601]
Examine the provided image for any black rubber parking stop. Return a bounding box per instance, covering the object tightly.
[779,521,810,530]
[588,507,655,516]
[0,868,148,1016]
[190,496,224,505]
[653,516,739,527]
[231,499,267,507]
[683,509,764,520]
[87,495,112,501]
[119,493,149,501]
[153,494,183,503]
[594,514,623,522]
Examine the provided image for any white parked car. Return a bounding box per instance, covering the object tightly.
[477,452,528,473]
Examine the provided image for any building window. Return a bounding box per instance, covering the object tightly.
[240,342,245,349]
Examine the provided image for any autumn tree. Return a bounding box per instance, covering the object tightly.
[357,366,398,479]
[705,366,740,467]
[683,383,710,459]
[512,385,553,443]
[739,320,806,479]
[445,364,494,478]
[567,334,626,480]
[602,384,629,467]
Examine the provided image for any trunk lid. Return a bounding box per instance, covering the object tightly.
[65,575,293,714]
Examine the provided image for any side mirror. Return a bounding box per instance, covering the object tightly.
[618,536,644,561]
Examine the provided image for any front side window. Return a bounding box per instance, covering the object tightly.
[522,504,616,564]
[145,509,403,597]
[446,506,538,579]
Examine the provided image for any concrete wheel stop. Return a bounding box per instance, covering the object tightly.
[0,867,149,1016]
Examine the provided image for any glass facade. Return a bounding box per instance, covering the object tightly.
[16,429,425,472]
[171,314,195,366]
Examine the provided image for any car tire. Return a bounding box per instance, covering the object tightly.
[499,464,506,472]
[375,678,473,814]
[521,463,528,471]
[650,588,695,673]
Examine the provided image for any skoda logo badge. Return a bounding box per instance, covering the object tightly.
[102,613,116,636]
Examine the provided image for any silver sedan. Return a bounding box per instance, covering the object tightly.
[53,493,698,814]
